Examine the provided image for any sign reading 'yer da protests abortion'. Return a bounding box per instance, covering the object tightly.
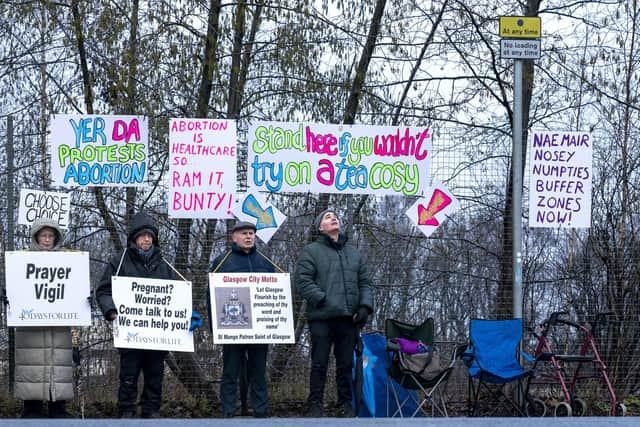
[528,130,593,228]
[5,251,91,326]
[18,189,71,229]
[209,273,294,344]
[111,276,193,352]
[50,114,148,187]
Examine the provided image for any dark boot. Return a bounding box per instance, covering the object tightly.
[118,410,137,418]
[253,410,269,418]
[335,402,355,418]
[49,400,73,418]
[21,400,46,418]
[307,401,324,418]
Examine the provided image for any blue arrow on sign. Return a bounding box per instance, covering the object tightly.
[241,194,278,230]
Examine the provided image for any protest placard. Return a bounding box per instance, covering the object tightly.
[5,251,91,326]
[209,273,294,344]
[168,118,237,218]
[18,188,71,229]
[111,276,194,352]
[50,114,148,187]
[528,130,593,228]
[231,192,287,243]
[247,121,431,196]
[405,181,460,237]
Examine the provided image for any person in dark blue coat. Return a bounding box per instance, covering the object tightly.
[96,212,176,418]
[208,221,281,418]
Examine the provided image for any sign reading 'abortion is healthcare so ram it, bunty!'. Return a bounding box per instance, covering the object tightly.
[50,114,149,187]
[168,118,237,219]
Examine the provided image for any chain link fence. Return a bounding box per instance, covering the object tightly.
[1,124,639,417]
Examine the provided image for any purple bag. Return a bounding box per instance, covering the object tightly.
[391,337,430,354]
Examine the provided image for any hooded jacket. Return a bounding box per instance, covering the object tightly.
[96,212,175,320]
[14,218,74,401]
[294,232,373,321]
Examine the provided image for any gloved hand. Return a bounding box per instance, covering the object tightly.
[316,296,326,308]
[87,295,95,309]
[352,306,369,326]
[189,310,203,331]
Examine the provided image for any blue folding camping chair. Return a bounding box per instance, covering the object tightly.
[465,318,534,416]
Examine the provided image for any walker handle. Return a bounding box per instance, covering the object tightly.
[592,312,614,333]
[546,311,569,326]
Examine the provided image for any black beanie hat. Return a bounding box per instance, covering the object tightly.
[314,209,337,231]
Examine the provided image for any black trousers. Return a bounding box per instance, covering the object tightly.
[220,344,269,416]
[118,349,166,416]
[308,317,357,406]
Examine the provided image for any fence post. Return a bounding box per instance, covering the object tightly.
[6,115,15,393]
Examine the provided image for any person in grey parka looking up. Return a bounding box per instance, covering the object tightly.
[14,218,74,418]
[294,209,373,418]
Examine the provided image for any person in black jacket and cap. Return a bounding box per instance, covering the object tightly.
[208,220,281,418]
[294,209,373,417]
[96,212,176,418]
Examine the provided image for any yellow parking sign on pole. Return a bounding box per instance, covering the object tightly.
[499,16,541,39]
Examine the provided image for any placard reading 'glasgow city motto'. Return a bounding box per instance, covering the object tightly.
[209,273,294,344]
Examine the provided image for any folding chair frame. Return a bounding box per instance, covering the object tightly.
[465,319,533,417]
[387,345,461,417]
[467,371,529,416]
[385,318,458,417]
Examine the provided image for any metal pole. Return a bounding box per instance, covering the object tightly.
[7,116,14,250]
[512,59,525,411]
[512,61,523,320]
[6,115,15,393]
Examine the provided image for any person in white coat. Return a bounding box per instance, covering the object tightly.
[13,218,74,418]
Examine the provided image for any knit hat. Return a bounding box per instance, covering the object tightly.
[232,221,257,232]
[133,227,156,241]
[314,209,338,231]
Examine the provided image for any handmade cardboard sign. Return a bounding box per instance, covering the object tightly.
[405,181,460,237]
[50,114,148,187]
[168,118,237,218]
[231,192,286,243]
[18,189,71,229]
[528,130,592,228]
[247,121,431,196]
